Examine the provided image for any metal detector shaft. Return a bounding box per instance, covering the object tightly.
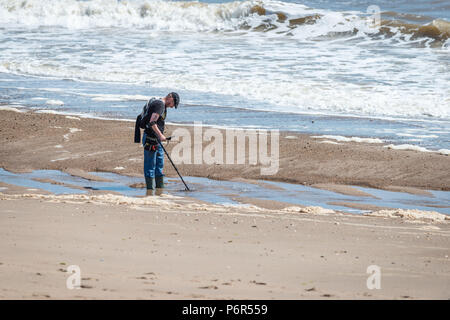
[158,140,191,191]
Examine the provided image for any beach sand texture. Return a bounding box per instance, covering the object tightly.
[0,110,449,299]
[1,110,449,190]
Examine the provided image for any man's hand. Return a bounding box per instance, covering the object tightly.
[159,135,166,142]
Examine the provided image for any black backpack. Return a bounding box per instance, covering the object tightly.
[134,98,156,143]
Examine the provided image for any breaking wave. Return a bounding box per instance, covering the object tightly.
[1,0,449,45]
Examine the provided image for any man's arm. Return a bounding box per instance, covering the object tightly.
[149,113,166,141]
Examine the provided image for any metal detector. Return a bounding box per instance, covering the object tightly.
[158,137,191,191]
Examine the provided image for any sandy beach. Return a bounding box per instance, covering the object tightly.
[1,109,449,191]
[2,0,450,302]
[0,109,449,299]
[1,192,449,300]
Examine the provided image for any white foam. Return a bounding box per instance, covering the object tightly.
[9,58,447,121]
[0,0,389,37]
[35,110,63,115]
[438,149,450,155]
[0,0,268,31]
[0,193,181,207]
[33,109,135,123]
[65,116,80,120]
[318,140,341,145]
[114,167,125,170]
[312,135,383,144]
[384,144,432,153]
[366,209,449,223]
[220,203,257,209]
[34,109,97,119]
[0,190,339,218]
[46,99,64,106]
[281,206,335,215]
[0,105,26,112]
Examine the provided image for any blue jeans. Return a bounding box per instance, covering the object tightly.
[143,133,164,178]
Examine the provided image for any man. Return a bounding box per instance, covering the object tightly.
[141,92,180,191]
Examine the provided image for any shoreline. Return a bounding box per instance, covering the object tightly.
[1,109,450,300]
[4,101,450,156]
[0,109,449,192]
[9,104,450,154]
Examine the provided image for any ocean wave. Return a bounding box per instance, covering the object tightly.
[1,0,449,121]
[1,0,448,44]
[377,19,450,44]
[2,60,448,119]
[0,0,262,30]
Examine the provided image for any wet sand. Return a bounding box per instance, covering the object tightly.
[0,109,449,191]
[1,109,450,299]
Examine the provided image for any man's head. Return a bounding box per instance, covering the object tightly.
[166,92,180,109]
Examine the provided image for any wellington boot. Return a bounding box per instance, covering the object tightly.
[145,177,154,190]
[155,176,164,189]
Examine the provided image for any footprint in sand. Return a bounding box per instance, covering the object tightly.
[199,285,218,290]
[250,280,267,285]
[32,293,51,298]
[80,285,93,289]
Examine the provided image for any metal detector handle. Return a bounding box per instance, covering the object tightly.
[156,138,191,191]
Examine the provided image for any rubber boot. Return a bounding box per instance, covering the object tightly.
[155,176,164,189]
[145,177,154,190]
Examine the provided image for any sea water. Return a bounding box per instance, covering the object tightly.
[1,168,449,214]
[0,0,449,150]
